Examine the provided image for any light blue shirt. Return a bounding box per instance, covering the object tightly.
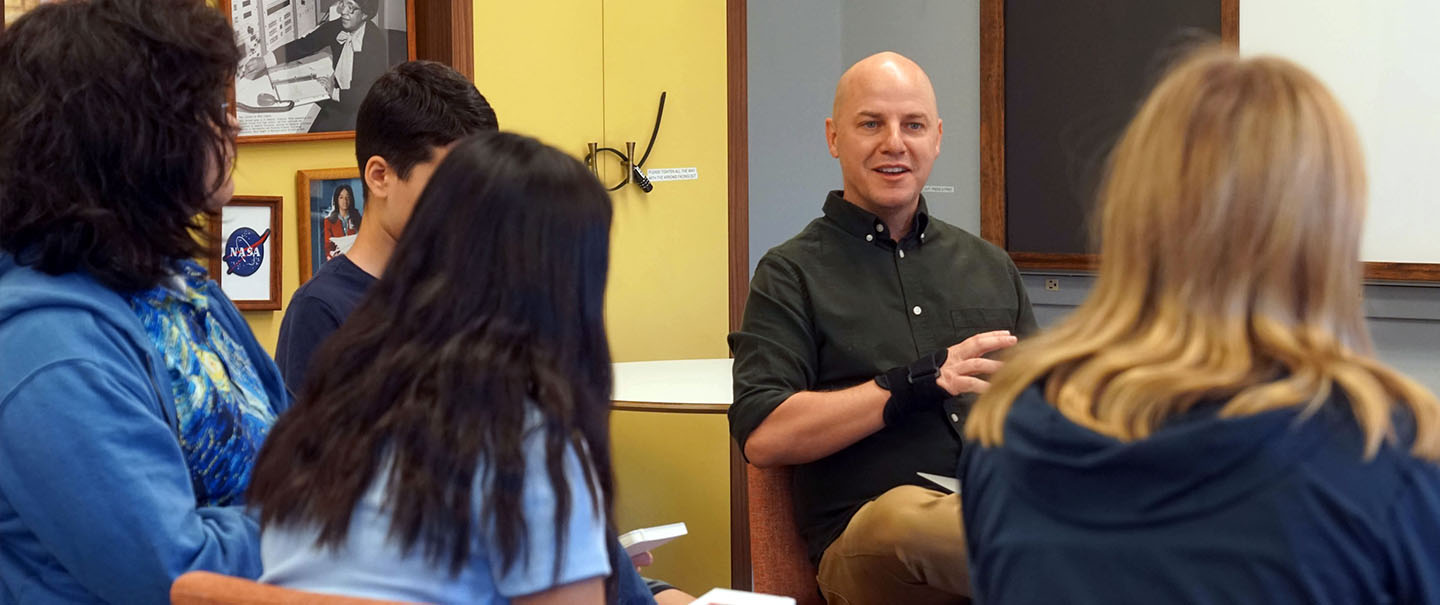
[260,419,610,603]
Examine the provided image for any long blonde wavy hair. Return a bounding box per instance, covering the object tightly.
[965,47,1440,460]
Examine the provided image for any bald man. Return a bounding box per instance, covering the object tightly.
[729,52,1036,603]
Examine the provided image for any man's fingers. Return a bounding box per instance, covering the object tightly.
[955,358,1004,377]
[951,330,1018,359]
[953,376,991,395]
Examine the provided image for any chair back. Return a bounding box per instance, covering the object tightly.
[746,464,824,605]
[171,571,418,605]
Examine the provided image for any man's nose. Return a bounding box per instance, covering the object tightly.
[879,123,905,153]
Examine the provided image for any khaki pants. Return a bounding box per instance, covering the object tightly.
[816,485,970,605]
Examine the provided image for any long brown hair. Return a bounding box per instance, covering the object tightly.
[248,132,616,577]
[966,47,1440,460]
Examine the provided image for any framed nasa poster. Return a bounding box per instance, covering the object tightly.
[208,196,283,311]
[225,0,416,143]
[296,167,366,284]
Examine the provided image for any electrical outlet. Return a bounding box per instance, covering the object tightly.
[1044,279,1060,292]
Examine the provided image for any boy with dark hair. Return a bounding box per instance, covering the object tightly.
[276,60,497,391]
[274,61,690,604]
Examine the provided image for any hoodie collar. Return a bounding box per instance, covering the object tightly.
[993,382,1333,526]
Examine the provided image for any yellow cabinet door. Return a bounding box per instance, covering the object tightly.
[603,0,733,596]
[474,0,605,164]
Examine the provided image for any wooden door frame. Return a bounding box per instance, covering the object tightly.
[726,0,752,591]
[413,0,474,80]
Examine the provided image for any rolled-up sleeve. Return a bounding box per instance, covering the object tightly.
[727,254,818,453]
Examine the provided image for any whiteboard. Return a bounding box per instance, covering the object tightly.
[1241,1,1440,264]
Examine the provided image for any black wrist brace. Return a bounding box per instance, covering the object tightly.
[875,348,950,427]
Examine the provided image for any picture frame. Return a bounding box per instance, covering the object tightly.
[223,0,416,143]
[296,167,367,284]
[2,0,45,30]
[208,196,284,311]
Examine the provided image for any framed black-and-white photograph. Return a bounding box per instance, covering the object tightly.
[208,196,283,311]
[226,0,414,143]
[296,167,366,283]
[2,0,45,30]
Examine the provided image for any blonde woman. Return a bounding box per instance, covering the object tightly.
[958,47,1440,604]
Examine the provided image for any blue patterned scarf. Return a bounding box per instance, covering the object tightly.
[128,261,276,506]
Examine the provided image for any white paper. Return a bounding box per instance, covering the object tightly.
[269,50,335,105]
[328,234,358,257]
[237,51,333,136]
[687,588,795,605]
[619,522,687,556]
[917,472,960,494]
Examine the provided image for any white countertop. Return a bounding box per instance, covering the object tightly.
[612,358,733,405]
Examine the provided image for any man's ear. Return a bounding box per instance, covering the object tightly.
[363,155,391,201]
[825,117,840,159]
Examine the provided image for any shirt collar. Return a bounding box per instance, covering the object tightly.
[338,21,368,51]
[821,190,932,245]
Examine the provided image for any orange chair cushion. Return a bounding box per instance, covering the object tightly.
[170,571,419,605]
[747,464,824,605]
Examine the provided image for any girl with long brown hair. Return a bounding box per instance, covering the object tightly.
[249,132,617,604]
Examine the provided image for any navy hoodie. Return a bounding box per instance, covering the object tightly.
[960,383,1440,604]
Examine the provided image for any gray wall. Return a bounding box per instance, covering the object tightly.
[747,1,1440,393]
[1026,274,1440,393]
[747,0,842,272]
[748,0,980,271]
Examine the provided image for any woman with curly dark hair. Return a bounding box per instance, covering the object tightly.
[0,1,290,602]
[249,132,616,604]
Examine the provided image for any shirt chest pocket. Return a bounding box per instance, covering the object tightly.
[950,308,1017,343]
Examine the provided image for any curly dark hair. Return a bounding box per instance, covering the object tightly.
[250,132,616,583]
[0,0,240,291]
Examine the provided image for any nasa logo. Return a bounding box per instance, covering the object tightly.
[223,227,272,277]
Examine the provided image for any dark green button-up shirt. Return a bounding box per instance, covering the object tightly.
[729,191,1038,563]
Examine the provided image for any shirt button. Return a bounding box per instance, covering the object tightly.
[898,249,905,258]
[912,306,922,315]
[950,413,960,423]
[875,224,885,232]
[865,234,874,242]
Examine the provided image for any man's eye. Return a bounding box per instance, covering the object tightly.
[861,121,879,129]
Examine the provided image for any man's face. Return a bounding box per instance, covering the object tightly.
[380,143,455,239]
[825,72,942,217]
[337,0,367,31]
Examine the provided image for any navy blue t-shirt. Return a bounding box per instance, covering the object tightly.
[274,255,376,396]
[960,383,1440,605]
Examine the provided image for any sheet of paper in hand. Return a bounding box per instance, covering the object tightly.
[687,588,796,605]
[270,50,335,106]
[917,472,960,494]
[619,522,688,556]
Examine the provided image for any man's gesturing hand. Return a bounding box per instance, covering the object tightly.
[936,330,1017,396]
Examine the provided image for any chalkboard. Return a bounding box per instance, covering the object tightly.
[980,0,1238,271]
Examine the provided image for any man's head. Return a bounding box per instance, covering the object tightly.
[355,61,498,242]
[825,52,943,219]
[336,0,377,31]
